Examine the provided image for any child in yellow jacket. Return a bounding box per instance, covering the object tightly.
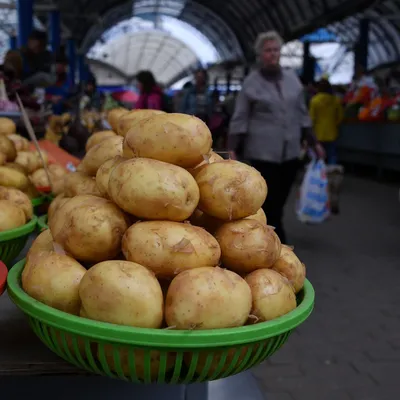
[309,79,344,165]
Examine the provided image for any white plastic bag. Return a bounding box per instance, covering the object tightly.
[296,159,330,223]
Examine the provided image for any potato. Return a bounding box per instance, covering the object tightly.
[107,108,128,132]
[30,168,49,188]
[64,171,101,197]
[85,130,116,152]
[0,186,33,220]
[215,220,281,274]
[190,208,266,234]
[165,267,252,329]
[187,151,224,177]
[195,160,267,220]
[245,208,267,225]
[0,118,16,135]
[0,136,17,161]
[22,182,40,199]
[95,156,126,198]
[79,260,163,328]
[27,229,54,257]
[109,158,199,221]
[272,245,306,294]
[123,113,212,168]
[0,166,29,189]
[22,252,86,315]
[245,269,297,322]
[122,221,221,279]
[48,194,70,224]
[5,162,27,174]
[50,195,129,263]
[48,164,67,179]
[118,109,166,137]
[79,136,123,176]
[102,346,175,381]
[34,150,49,168]
[7,134,30,152]
[0,200,26,231]
[15,151,40,174]
[0,152,6,165]
[30,164,67,192]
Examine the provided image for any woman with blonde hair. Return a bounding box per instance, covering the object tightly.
[229,31,324,243]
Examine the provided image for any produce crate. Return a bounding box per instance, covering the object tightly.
[0,217,37,269]
[0,261,7,296]
[37,215,48,231]
[8,260,315,384]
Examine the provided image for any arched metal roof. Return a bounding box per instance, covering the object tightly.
[87,30,201,85]
[33,0,400,70]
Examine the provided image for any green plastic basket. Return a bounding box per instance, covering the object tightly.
[31,196,47,208]
[37,215,48,231]
[8,260,315,384]
[0,217,37,268]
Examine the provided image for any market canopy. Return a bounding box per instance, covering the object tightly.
[32,0,400,68]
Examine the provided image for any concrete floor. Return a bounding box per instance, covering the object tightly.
[253,175,400,399]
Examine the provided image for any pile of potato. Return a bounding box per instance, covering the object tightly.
[22,110,306,377]
[0,186,34,231]
[0,118,69,197]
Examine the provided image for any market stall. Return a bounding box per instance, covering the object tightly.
[338,121,400,177]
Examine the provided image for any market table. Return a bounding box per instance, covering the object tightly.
[0,239,265,400]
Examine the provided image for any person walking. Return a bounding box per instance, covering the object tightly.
[228,31,324,243]
[309,79,343,165]
[179,68,214,124]
[135,70,164,111]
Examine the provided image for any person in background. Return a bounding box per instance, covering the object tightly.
[179,68,214,124]
[20,30,54,87]
[0,50,40,111]
[135,70,164,110]
[80,75,102,111]
[45,52,72,115]
[229,31,324,243]
[309,79,343,165]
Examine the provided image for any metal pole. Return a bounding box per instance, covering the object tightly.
[67,38,76,88]
[78,54,88,84]
[354,18,370,72]
[9,36,17,50]
[17,0,34,48]
[49,9,61,53]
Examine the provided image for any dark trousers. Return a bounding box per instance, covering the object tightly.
[251,159,299,244]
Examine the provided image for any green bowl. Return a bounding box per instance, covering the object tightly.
[31,196,47,208]
[8,260,315,384]
[37,215,48,231]
[0,217,37,268]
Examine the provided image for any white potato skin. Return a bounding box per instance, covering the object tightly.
[86,130,116,152]
[79,260,163,328]
[123,113,212,168]
[122,221,221,279]
[63,171,101,197]
[245,269,297,322]
[95,156,126,198]
[0,186,33,220]
[49,195,129,263]
[195,160,268,221]
[79,136,123,176]
[0,200,26,231]
[272,245,306,294]
[165,267,252,330]
[215,220,282,274]
[109,158,200,221]
[22,252,86,315]
[118,109,166,137]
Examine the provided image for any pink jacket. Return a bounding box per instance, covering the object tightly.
[136,86,163,110]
